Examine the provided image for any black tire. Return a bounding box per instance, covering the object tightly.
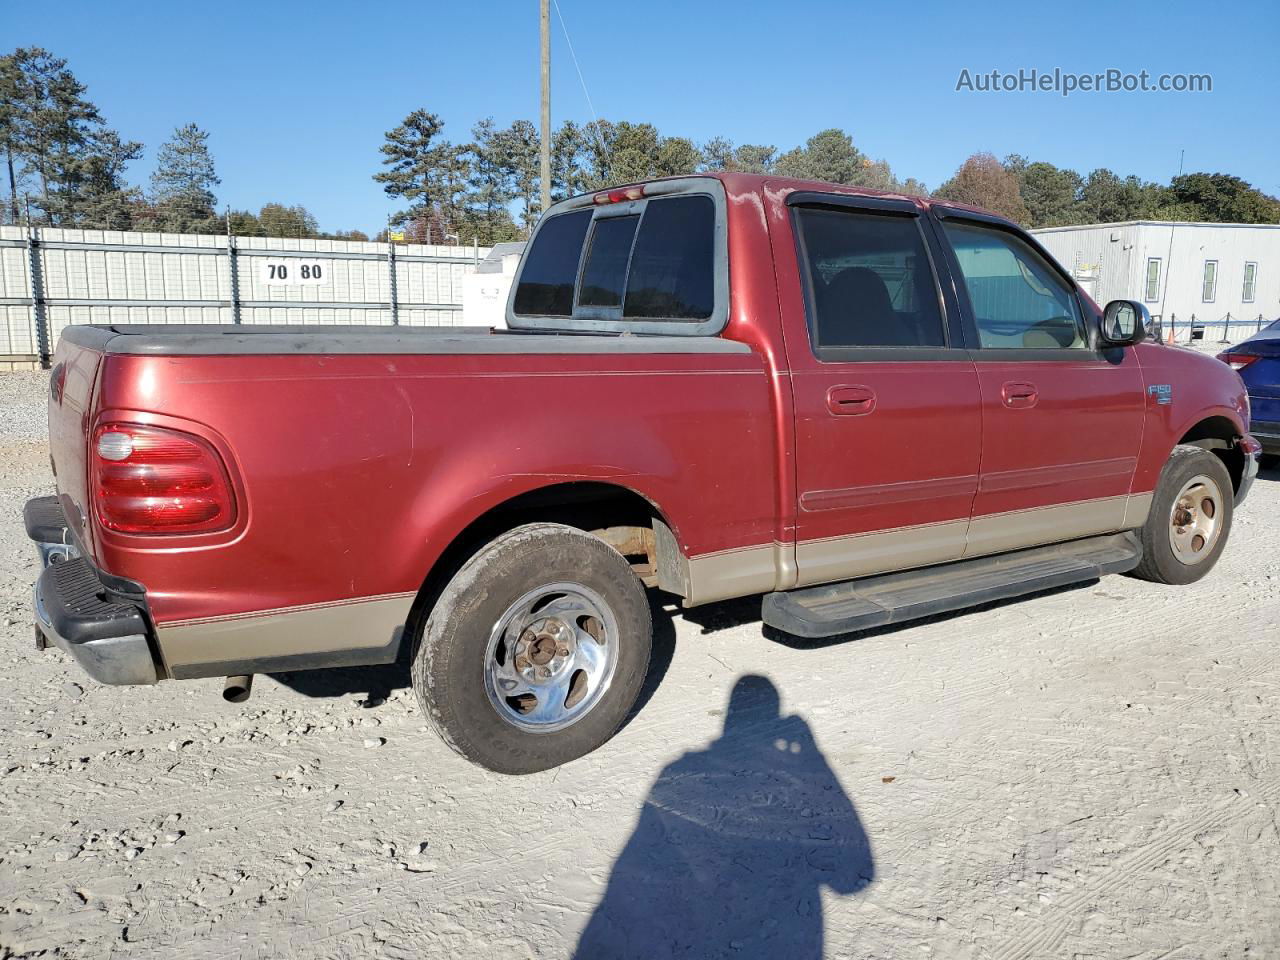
[1260,454,1280,471]
[1128,445,1234,585]
[411,522,652,774]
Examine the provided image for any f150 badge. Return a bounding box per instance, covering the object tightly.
[1148,384,1173,405]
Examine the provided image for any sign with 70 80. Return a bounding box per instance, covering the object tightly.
[260,260,325,285]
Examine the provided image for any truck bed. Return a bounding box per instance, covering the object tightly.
[49,322,776,680]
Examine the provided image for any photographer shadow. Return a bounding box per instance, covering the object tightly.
[575,674,874,960]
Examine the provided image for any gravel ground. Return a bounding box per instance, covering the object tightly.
[0,373,51,445]
[2,369,1279,959]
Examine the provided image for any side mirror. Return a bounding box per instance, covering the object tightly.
[1100,299,1150,347]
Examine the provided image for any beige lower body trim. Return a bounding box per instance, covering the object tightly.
[158,592,415,674]
[1122,491,1155,528]
[962,494,1135,559]
[683,493,1155,604]
[685,544,780,606]
[795,519,969,587]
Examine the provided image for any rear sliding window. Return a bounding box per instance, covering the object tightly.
[512,195,715,322]
[512,210,592,316]
[580,216,639,307]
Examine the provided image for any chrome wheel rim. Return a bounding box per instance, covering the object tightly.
[1169,474,1223,565]
[483,582,619,733]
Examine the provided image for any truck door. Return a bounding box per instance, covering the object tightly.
[931,210,1147,556]
[771,191,982,587]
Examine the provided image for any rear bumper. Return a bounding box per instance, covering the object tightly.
[1250,419,1280,456]
[26,496,159,686]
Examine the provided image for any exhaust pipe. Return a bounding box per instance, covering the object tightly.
[223,674,254,703]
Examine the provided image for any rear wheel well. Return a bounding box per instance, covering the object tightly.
[1178,416,1245,493]
[405,483,673,642]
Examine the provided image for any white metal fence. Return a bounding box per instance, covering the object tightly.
[0,225,491,368]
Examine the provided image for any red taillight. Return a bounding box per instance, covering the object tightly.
[592,185,646,205]
[1217,352,1259,371]
[92,423,236,534]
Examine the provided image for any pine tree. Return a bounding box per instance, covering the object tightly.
[2,47,129,226]
[492,120,539,232]
[374,110,470,242]
[699,136,736,172]
[0,53,23,223]
[464,118,522,242]
[655,136,700,178]
[733,145,777,175]
[68,129,144,230]
[150,122,220,233]
[551,121,590,200]
[775,129,870,184]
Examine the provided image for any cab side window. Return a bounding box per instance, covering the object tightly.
[942,221,1087,350]
[794,207,945,351]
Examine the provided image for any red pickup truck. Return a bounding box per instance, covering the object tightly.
[27,173,1259,773]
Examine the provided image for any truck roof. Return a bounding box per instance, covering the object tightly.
[574,171,1003,222]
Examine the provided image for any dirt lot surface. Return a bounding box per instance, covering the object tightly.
[2,368,1278,959]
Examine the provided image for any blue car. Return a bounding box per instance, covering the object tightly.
[1221,318,1280,467]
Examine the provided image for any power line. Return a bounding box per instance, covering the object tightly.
[550,0,607,159]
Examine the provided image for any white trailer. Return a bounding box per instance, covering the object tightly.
[1032,220,1280,343]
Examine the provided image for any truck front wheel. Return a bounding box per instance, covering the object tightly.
[1129,445,1234,586]
[411,522,652,774]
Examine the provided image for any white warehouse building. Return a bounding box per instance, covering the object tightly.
[1032,221,1280,343]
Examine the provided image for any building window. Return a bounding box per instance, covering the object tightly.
[1243,262,1257,303]
[1144,258,1161,302]
[1202,260,1218,303]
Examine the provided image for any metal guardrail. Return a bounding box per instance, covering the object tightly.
[1149,312,1274,345]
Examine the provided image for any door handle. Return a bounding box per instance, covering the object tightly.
[1001,381,1038,409]
[827,385,877,416]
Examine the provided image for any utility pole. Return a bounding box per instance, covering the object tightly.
[539,0,552,217]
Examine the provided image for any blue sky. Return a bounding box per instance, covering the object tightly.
[7,0,1278,234]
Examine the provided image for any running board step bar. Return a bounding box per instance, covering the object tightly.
[762,531,1142,639]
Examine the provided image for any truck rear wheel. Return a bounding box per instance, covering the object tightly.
[1129,445,1234,586]
[411,522,652,774]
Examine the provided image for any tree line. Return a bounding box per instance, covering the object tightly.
[932,152,1280,229]
[380,112,1280,244]
[376,114,930,244]
[4,46,1278,246]
[0,47,367,240]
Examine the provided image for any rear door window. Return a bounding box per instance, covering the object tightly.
[794,206,946,349]
[512,193,717,325]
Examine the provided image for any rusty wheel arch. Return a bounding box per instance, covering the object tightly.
[403,482,686,645]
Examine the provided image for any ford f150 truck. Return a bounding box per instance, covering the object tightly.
[26,174,1260,773]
